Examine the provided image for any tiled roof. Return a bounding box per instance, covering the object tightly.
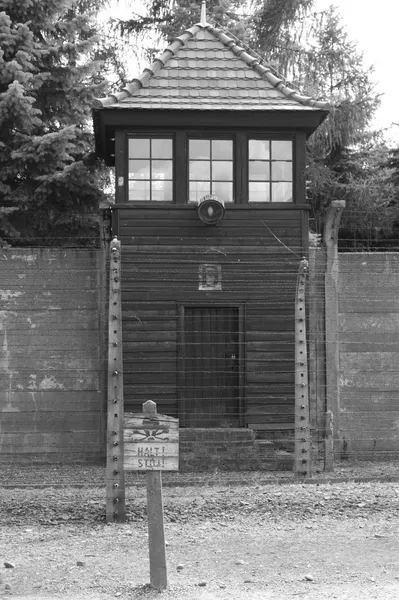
[93,23,330,112]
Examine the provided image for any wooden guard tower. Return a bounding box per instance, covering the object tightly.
[93,8,329,448]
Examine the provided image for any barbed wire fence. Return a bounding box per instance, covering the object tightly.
[1,207,399,485]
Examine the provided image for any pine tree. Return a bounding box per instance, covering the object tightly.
[0,0,112,246]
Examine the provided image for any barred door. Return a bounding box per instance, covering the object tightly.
[183,307,239,427]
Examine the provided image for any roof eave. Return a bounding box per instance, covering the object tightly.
[93,106,330,165]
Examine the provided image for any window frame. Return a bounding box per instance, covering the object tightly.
[126,133,176,204]
[187,134,236,205]
[121,130,300,206]
[247,137,294,204]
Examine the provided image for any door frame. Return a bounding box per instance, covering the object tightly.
[177,302,245,427]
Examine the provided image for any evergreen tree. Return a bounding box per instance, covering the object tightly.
[385,146,399,200]
[0,0,112,246]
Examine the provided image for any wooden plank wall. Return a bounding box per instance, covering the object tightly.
[0,248,104,461]
[118,206,304,431]
[338,253,399,457]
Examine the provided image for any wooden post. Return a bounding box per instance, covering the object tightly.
[294,258,311,478]
[106,236,126,523]
[324,200,345,470]
[147,469,167,590]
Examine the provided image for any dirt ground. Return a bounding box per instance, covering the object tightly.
[1,464,399,599]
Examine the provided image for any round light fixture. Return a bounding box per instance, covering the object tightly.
[197,194,225,225]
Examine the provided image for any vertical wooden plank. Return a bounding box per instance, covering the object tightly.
[106,236,126,523]
[115,130,126,204]
[238,304,245,427]
[324,200,345,470]
[177,304,186,426]
[175,131,187,204]
[294,258,311,477]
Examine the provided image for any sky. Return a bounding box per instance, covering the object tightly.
[315,0,398,144]
[111,0,398,144]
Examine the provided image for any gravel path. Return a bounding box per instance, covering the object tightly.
[1,462,399,598]
[1,478,399,599]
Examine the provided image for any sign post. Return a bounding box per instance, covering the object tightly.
[124,400,179,591]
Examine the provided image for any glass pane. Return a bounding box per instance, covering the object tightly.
[152,160,173,180]
[212,140,233,160]
[249,140,270,160]
[189,181,210,203]
[189,160,210,181]
[152,180,173,202]
[128,180,150,201]
[249,160,270,181]
[189,140,210,159]
[212,161,233,181]
[129,159,150,179]
[272,140,292,160]
[272,182,293,202]
[129,138,150,159]
[249,182,270,203]
[212,181,233,203]
[271,161,292,181]
[152,139,173,158]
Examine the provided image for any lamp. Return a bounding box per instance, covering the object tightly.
[197,194,225,225]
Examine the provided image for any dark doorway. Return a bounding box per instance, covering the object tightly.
[182,306,240,427]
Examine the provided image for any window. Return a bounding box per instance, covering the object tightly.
[124,134,296,204]
[188,139,234,204]
[248,140,293,203]
[128,138,173,201]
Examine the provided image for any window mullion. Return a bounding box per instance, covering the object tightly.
[175,131,186,204]
[149,139,153,202]
[236,132,245,204]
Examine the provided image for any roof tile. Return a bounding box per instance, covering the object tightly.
[93,22,330,111]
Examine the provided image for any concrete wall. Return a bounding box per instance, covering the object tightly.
[338,253,399,458]
[0,248,105,462]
